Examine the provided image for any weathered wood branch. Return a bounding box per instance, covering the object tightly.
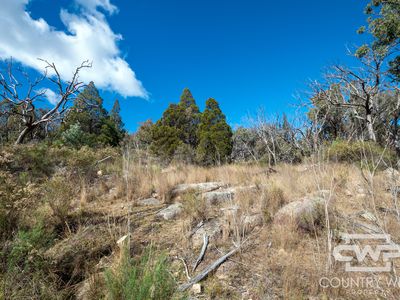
[192,233,209,272]
[177,257,191,280]
[94,156,113,166]
[178,247,239,292]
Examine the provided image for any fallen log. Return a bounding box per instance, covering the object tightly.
[178,247,239,292]
[192,234,209,272]
[337,214,382,234]
[94,155,113,166]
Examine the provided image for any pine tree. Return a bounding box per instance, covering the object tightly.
[132,120,154,150]
[159,88,200,147]
[179,88,200,147]
[63,81,107,135]
[196,98,233,165]
[98,117,124,147]
[150,122,182,161]
[150,88,200,161]
[61,82,124,147]
[110,99,124,130]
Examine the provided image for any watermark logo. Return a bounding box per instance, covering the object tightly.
[333,234,400,272]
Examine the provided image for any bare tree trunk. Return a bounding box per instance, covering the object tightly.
[365,108,376,142]
[15,126,33,145]
[366,118,376,142]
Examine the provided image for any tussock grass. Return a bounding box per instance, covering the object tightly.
[104,246,175,300]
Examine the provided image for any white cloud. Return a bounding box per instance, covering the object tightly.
[43,89,59,105]
[75,0,118,15]
[0,0,147,99]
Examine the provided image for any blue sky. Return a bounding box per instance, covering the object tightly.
[2,0,369,132]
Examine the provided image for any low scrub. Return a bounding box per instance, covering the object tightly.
[2,224,62,299]
[326,140,397,168]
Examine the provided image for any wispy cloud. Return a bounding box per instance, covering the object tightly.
[43,88,59,105]
[0,0,148,99]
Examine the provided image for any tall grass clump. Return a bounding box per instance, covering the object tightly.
[104,246,175,300]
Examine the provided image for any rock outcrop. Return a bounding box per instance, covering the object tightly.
[156,203,183,220]
[138,197,161,206]
[191,219,223,247]
[171,182,227,198]
[274,196,327,231]
[202,185,258,205]
[202,188,236,205]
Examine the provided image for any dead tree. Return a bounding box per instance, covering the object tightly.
[0,59,91,144]
[311,48,388,143]
[249,109,305,165]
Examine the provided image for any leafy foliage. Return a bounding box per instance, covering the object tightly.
[3,223,61,299]
[8,223,53,271]
[61,123,91,148]
[326,140,397,167]
[359,0,400,80]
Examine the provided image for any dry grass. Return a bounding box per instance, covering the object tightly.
[112,160,400,299]
[7,144,400,299]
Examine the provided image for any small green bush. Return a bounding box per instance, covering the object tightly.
[326,140,397,168]
[104,246,175,300]
[8,223,53,271]
[60,123,93,149]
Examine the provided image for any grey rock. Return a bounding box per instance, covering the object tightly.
[192,219,222,247]
[191,283,202,294]
[138,197,161,206]
[202,188,235,205]
[274,196,326,231]
[242,213,263,227]
[202,185,258,205]
[171,182,227,197]
[156,203,183,220]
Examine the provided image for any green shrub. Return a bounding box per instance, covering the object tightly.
[8,223,53,271]
[104,246,175,300]
[60,123,93,149]
[326,140,397,168]
[3,224,61,299]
